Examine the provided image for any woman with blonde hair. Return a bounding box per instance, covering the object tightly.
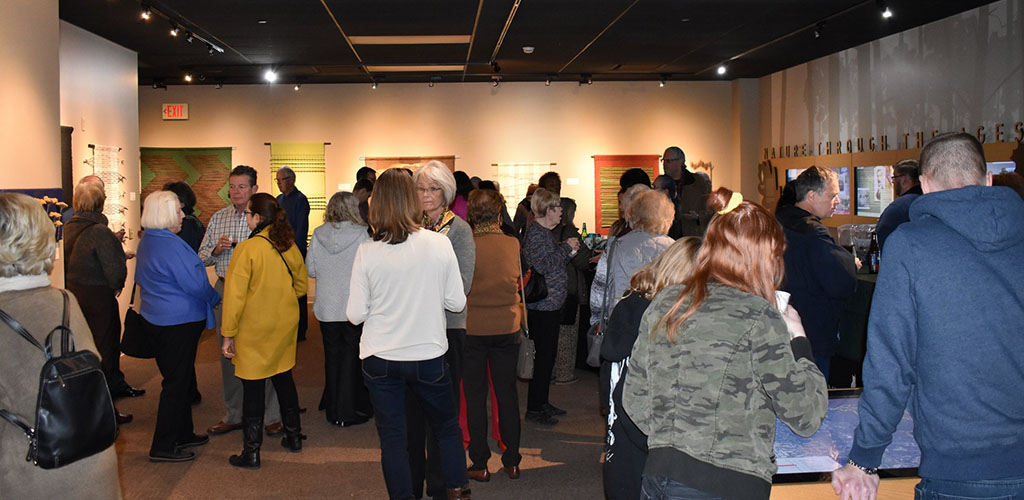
[0,193,120,498]
[602,236,701,499]
[347,169,471,500]
[222,193,308,469]
[624,187,827,500]
[307,191,371,427]
[136,191,221,462]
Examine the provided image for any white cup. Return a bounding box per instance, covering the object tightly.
[774,290,791,312]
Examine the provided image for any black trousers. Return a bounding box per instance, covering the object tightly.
[147,318,204,453]
[320,321,372,422]
[242,370,300,420]
[68,284,126,392]
[526,309,561,412]
[297,295,308,341]
[464,333,521,469]
[406,328,464,499]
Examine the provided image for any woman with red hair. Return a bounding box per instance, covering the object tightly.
[623,187,827,500]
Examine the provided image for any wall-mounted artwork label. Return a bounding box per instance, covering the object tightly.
[162,103,189,120]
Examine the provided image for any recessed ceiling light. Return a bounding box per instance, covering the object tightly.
[717,65,727,75]
[264,70,277,83]
[522,46,534,54]
[257,19,268,24]
[141,6,152,20]
[680,18,690,22]
[184,73,192,82]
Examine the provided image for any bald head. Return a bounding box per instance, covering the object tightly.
[919,133,987,193]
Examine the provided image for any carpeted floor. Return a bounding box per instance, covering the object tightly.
[115,315,608,499]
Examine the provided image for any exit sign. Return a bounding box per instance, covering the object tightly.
[162,103,189,120]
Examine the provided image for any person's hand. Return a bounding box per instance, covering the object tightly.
[782,306,807,340]
[566,238,581,252]
[855,257,863,270]
[115,228,126,242]
[213,235,233,256]
[221,337,235,359]
[831,463,880,500]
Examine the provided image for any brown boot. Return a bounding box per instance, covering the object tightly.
[446,487,471,500]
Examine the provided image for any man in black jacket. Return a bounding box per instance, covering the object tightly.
[775,166,857,378]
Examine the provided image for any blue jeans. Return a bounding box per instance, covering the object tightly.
[362,355,467,500]
[641,475,725,500]
[915,476,1024,499]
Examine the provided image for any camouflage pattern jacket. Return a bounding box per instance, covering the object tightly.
[623,283,827,497]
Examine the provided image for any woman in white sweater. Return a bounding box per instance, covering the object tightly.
[307,191,371,427]
[346,169,471,500]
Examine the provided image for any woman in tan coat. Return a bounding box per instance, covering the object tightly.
[221,193,308,469]
[0,193,121,499]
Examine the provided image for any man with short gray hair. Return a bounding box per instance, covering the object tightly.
[833,132,1024,499]
[775,166,857,378]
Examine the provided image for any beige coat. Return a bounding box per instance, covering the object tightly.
[0,285,121,500]
[221,228,308,380]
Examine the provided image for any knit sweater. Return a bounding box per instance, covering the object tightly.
[63,211,126,291]
[466,232,522,335]
[522,220,571,311]
[306,221,370,322]
[428,212,475,329]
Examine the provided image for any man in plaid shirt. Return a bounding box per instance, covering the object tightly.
[198,165,282,437]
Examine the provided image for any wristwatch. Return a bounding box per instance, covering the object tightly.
[846,459,879,475]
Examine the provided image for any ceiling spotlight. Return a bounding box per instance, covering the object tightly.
[545,79,551,86]
[491,77,500,88]
[813,21,825,39]
[660,74,670,87]
[491,61,501,73]
[371,81,377,89]
[717,65,727,75]
[141,6,152,20]
[152,80,166,90]
[264,70,277,83]
[257,19,268,24]
[428,81,434,88]
[170,25,180,37]
[878,0,893,19]
[184,73,192,82]
[185,31,194,43]
[522,46,535,54]
[579,74,593,86]
[215,81,223,89]
[207,43,214,55]
[659,80,665,88]
[294,84,300,91]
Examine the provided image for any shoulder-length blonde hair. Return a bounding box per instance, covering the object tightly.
[627,236,700,299]
[0,193,57,277]
[369,169,421,244]
[656,187,785,343]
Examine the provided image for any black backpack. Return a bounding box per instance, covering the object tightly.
[0,289,119,469]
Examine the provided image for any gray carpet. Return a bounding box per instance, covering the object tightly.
[115,316,607,499]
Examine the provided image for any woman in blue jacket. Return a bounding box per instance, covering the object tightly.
[136,191,221,463]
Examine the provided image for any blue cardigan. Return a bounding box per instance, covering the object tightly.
[135,228,220,328]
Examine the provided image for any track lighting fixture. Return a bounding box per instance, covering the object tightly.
[215,81,223,89]
[185,31,194,43]
[264,70,277,83]
[491,61,501,73]
[141,6,152,20]
[184,73,192,82]
[170,25,180,37]
[814,21,825,39]
[660,74,670,87]
[371,82,377,89]
[717,65,727,75]
[294,84,300,91]
[579,74,592,86]
[545,79,550,86]
[207,43,215,55]
[491,76,501,87]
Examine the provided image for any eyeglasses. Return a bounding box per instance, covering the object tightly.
[244,210,253,215]
[892,174,906,180]
[662,157,683,162]
[416,187,442,194]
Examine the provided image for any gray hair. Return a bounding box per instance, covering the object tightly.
[792,166,837,202]
[140,191,181,230]
[0,193,56,277]
[413,161,457,206]
[277,166,296,179]
[73,180,106,213]
[531,188,560,218]
[324,191,365,226]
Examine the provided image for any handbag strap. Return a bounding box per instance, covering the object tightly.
[517,261,530,336]
[257,235,294,279]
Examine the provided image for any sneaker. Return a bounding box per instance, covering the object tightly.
[543,403,567,416]
[525,410,558,426]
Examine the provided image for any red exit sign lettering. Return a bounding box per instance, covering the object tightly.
[162,103,189,120]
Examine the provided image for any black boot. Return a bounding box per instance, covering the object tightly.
[228,417,263,469]
[280,407,306,452]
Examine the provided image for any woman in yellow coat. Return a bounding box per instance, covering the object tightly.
[221,193,308,469]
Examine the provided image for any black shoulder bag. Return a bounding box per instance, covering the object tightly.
[0,290,119,469]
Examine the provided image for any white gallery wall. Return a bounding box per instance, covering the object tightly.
[761,0,1024,152]
[59,20,140,311]
[0,0,60,189]
[139,80,752,230]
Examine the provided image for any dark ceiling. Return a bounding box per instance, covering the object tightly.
[59,0,997,87]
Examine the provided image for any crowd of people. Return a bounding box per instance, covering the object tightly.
[2,134,1022,500]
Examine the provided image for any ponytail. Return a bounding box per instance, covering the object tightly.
[268,207,295,252]
[247,192,295,252]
